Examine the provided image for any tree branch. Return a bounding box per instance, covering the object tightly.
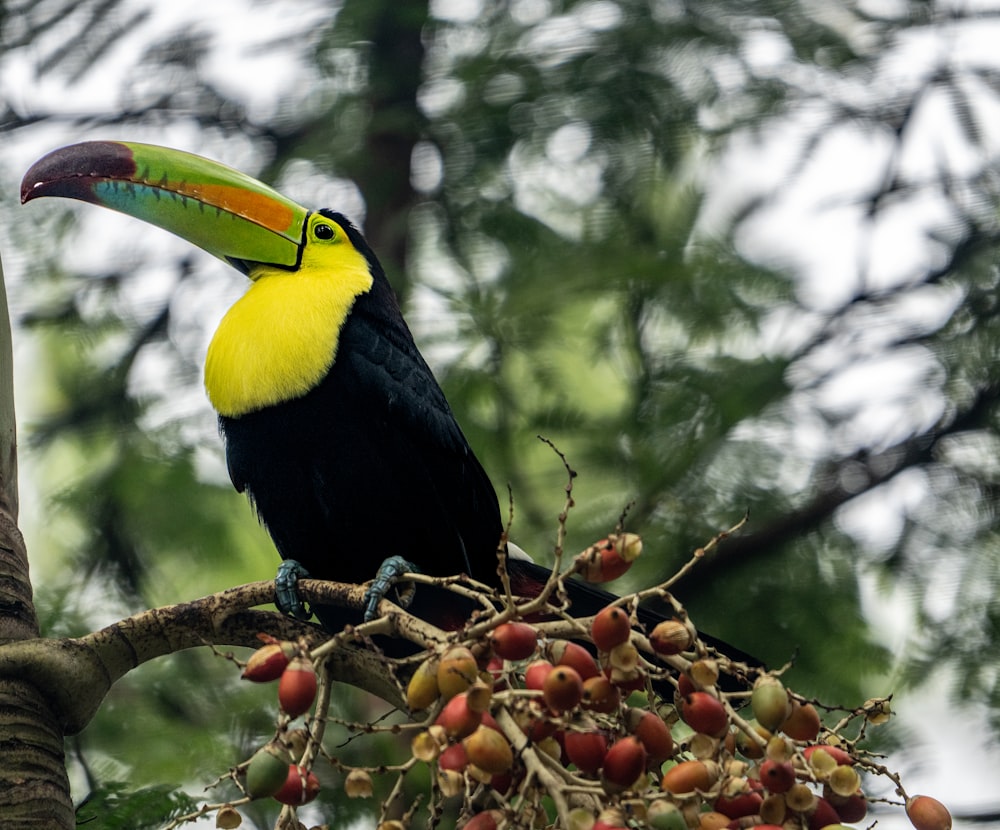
[0,578,416,736]
[683,380,1000,592]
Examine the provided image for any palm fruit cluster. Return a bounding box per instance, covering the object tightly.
[395,559,950,830]
[224,535,950,830]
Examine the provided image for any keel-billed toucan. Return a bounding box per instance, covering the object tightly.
[20,142,747,657]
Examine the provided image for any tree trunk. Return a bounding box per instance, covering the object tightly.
[340,0,428,303]
[0,254,74,828]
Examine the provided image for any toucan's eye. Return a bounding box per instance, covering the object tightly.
[314,223,335,240]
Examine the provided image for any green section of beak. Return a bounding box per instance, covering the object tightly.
[21,141,309,272]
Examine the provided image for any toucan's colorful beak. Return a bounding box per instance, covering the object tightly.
[21,141,310,273]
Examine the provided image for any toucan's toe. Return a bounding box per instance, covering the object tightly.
[275,559,314,621]
[363,555,419,622]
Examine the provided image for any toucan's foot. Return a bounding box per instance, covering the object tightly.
[363,555,419,622]
[275,559,314,621]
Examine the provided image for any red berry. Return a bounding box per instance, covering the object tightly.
[681,691,728,737]
[607,662,646,691]
[461,812,501,830]
[564,730,608,774]
[832,791,868,823]
[714,791,763,819]
[547,640,600,680]
[490,622,538,661]
[677,673,696,697]
[601,736,647,790]
[242,642,294,682]
[517,700,557,742]
[626,708,673,762]
[524,659,554,691]
[759,758,796,793]
[807,797,840,830]
[579,534,642,583]
[278,657,317,718]
[438,742,468,772]
[593,808,628,830]
[481,710,501,732]
[273,764,320,805]
[436,691,483,740]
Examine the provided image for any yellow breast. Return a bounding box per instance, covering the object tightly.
[205,259,373,417]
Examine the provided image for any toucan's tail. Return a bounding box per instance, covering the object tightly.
[505,558,761,673]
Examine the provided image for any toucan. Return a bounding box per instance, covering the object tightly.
[20,142,751,662]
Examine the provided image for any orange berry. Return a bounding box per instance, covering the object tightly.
[650,620,692,655]
[463,725,514,775]
[591,605,632,652]
[906,796,952,830]
[278,657,317,718]
[661,759,715,794]
[697,812,731,830]
[782,700,821,741]
[581,674,620,713]
[543,665,584,712]
[579,534,642,583]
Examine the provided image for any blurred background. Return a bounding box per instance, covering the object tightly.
[2,0,1000,827]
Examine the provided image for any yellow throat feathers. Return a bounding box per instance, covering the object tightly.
[204,228,374,417]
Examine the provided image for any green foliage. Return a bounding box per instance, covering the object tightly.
[75,782,197,830]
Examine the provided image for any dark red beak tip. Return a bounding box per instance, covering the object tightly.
[20,141,138,205]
